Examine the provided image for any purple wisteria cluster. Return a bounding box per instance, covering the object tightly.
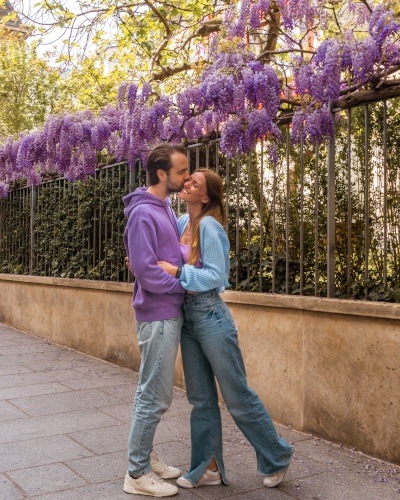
[0,0,284,197]
[2,2,400,197]
[291,3,400,144]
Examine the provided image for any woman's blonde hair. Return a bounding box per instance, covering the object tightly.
[188,168,226,266]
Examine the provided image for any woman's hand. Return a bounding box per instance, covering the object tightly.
[125,256,131,272]
[158,261,178,277]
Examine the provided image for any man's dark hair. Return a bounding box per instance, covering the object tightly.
[146,143,187,185]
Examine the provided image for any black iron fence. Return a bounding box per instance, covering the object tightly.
[1,96,400,301]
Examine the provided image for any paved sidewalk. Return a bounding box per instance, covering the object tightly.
[0,324,399,500]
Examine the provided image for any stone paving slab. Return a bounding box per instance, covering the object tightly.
[0,323,399,500]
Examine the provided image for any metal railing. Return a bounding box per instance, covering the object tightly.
[1,96,400,300]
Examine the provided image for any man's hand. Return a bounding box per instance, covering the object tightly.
[125,256,132,272]
[158,261,178,277]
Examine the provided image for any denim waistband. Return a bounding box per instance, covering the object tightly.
[184,289,219,302]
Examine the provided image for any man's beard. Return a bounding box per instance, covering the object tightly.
[166,175,184,194]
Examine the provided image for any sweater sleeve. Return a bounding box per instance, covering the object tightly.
[179,217,227,292]
[127,216,185,294]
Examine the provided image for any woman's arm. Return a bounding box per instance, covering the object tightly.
[179,217,229,292]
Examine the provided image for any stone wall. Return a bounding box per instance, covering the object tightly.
[0,273,399,464]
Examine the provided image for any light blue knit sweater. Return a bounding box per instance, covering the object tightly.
[178,214,230,293]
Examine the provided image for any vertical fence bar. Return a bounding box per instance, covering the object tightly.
[236,154,240,288]
[29,186,36,274]
[286,125,290,295]
[104,169,108,280]
[99,170,102,279]
[247,154,251,286]
[206,144,209,168]
[300,134,304,295]
[383,100,387,290]
[124,165,128,281]
[315,144,319,297]
[196,147,199,171]
[272,144,276,294]
[117,165,121,281]
[225,157,229,234]
[93,173,97,273]
[364,105,369,298]
[259,140,263,292]
[215,141,219,174]
[347,109,352,297]
[0,198,3,266]
[327,105,336,298]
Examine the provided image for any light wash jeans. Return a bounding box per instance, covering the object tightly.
[128,315,183,478]
[181,290,293,485]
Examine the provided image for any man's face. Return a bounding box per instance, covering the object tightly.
[164,153,190,194]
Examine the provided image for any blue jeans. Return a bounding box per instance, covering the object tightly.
[181,290,293,485]
[128,315,183,478]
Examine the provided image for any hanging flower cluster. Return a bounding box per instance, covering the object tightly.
[0,0,284,197]
[2,2,400,197]
[291,3,400,144]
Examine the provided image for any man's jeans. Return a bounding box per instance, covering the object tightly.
[128,315,183,478]
[181,290,293,485]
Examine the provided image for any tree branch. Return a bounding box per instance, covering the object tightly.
[335,82,400,109]
[150,59,207,81]
[182,20,222,49]
[360,0,373,14]
[256,48,316,60]
[143,0,173,74]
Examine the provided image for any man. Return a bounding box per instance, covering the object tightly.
[122,143,190,497]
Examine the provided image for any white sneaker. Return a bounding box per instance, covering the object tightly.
[263,467,288,488]
[150,450,181,479]
[177,469,222,488]
[123,471,178,497]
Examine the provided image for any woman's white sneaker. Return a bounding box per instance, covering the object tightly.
[123,471,178,497]
[177,469,222,488]
[150,450,181,479]
[263,467,288,488]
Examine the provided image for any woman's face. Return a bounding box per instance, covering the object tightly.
[178,172,209,205]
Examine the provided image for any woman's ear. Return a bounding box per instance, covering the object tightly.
[201,195,209,205]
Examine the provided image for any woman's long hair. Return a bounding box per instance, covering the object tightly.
[188,168,227,266]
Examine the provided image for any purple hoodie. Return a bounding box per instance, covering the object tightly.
[123,187,185,322]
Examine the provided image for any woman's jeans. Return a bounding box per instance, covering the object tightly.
[181,290,293,485]
[127,316,183,478]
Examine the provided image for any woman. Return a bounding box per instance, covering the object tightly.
[157,168,293,489]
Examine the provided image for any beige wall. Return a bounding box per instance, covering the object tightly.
[0,274,399,464]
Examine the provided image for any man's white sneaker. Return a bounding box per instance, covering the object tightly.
[177,469,222,489]
[263,467,288,488]
[150,450,181,479]
[123,471,178,497]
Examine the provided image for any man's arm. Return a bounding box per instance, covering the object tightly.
[126,217,185,294]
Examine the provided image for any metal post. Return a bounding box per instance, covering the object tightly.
[300,134,304,295]
[259,140,264,292]
[247,154,251,287]
[315,144,319,297]
[29,186,36,275]
[347,109,352,297]
[286,126,290,295]
[236,154,240,289]
[272,145,276,294]
[225,157,229,234]
[327,104,336,298]
[196,147,199,171]
[364,105,369,298]
[216,142,219,174]
[383,100,387,290]
[206,144,209,168]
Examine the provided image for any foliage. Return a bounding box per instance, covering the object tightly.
[0,165,134,280]
[0,39,59,137]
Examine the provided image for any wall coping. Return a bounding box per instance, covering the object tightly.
[1,273,400,320]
